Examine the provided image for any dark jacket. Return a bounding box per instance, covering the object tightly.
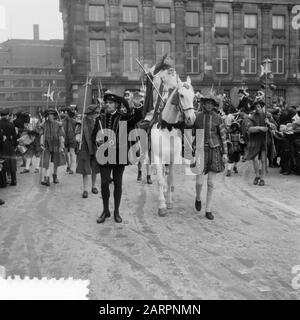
[0,118,18,173]
[63,116,77,148]
[237,96,251,114]
[92,107,143,165]
[194,111,228,154]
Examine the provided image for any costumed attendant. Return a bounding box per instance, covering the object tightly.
[19,124,41,174]
[40,109,65,186]
[0,108,18,186]
[245,93,276,186]
[75,104,100,198]
[125,91,152,184]
[237,88,251,114]
[226,122,244,176]
[63,107,77,174]
[0,128,7,201]
[92,93,143,224]
[194,92,228,220]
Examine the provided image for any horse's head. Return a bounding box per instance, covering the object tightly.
[177,77,196,126]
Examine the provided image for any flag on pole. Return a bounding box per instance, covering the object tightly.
[43,84,55,102]
[83,78,92,87]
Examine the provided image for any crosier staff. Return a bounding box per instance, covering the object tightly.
[39,84,52,183]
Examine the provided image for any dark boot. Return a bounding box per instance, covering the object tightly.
[137,170,142,181]
[205,212,214,220]
[53,174,59,184]
[10,172,17,186]
[41,176,50,187]
[114,211,122,223]
[97,210,111,224]
[195,199,202,212]
[146,175,152,184]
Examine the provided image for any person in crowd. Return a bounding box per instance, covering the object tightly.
[126,91,153,184]
[13,112,30,167]
[0,108,18,186]
[40,109,65,186]
[0,126,7,196]
[18,119,41,174]
[226,122,244,176]
[237,88,251,114]
[193,91,228,220]
[244,95,276,186]
[292,105,300,123]
[92,92,143,224]
[63,107,77,174]
[75,104,101,198]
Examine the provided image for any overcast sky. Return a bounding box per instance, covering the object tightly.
[0,0,63,42]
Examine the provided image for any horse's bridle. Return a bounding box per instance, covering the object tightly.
[175,84,195,114]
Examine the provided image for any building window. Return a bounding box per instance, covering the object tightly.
[216,45,228,74]
[33,80,42,87]
[215,13,229,28]
[156,8,170,24]
[56,80,65,87]
[272,15,285,30]
[186,44,199,74]
[244,14,257,29]
[244,45,257,74]
[124,41,139,73]
[156,41,171,62]
[272,45,285,74]
[89,5,105,22]
[90,40,106,73]
[30,92,43,101]
[186,12,199,27]
[123,6,138,23]
[13,79,31,87]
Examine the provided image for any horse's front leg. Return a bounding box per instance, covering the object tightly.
[156,164,167,217]
[166,163,174,209]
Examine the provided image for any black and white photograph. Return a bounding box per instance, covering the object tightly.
[0,0,300,303]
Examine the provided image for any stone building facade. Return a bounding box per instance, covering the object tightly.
[59,0,300,109]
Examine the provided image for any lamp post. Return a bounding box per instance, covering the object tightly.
[262,57,272,173]
[262,57,272,108]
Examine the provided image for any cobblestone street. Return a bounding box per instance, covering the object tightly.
[0,162,299,299]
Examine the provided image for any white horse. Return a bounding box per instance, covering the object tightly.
[149,68,196,216]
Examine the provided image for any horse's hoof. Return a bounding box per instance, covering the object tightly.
[167,203,173,209]
[158,208,167,217]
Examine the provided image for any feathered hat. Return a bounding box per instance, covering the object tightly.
[200,86,220,106]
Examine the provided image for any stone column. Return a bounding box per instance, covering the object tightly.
[203,0,214,81]
[71,0,86,107]
[232,2,243,81]
[260,3,272,60]
[109,0,121,76]
[174,0,187,77]
[288,4,298,80]
[72,0,87,78]
[142,0,153,68]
